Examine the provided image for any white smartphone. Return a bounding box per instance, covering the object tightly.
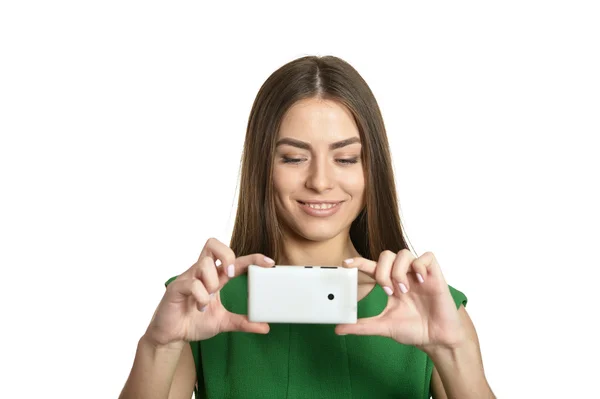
[247,265,357,324]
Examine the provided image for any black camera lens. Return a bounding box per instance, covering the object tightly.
[328,294,334,300]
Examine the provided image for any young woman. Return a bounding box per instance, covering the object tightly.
[120,55,495,399]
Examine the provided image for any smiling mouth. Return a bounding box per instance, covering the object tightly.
[297,201,343,210]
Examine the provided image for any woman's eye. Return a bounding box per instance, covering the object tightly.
[337,158,359,165]
[282,157,304,164]
[281,157,359,165]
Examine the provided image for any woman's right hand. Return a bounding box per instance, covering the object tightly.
[143,238,275,348]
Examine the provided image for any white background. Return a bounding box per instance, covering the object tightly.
[1,1,599,398]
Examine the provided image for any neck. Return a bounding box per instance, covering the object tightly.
[278,230,361,267]
[278,229,375,286]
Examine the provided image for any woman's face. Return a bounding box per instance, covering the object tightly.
[273,97,365,243]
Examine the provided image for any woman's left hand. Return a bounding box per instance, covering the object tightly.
[336,250,466,352]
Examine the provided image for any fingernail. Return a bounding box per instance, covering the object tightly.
[264,256,275,264]
[343,258,354,264]
[399,283,408,294]
[227,264,235,278]
[200,305,207,312]
[209,293,215,298]
[383,286,393,296]
[417,273,424,283]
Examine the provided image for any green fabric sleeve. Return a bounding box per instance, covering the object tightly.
[448,284,468,309]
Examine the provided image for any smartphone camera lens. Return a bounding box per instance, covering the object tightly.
[328,294,334,300]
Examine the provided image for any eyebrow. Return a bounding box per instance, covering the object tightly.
[276,137,361,150]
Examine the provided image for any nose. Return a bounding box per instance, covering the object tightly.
[305,157,334,193]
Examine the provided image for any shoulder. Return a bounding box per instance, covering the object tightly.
[447,284,467,309]
[446,285,479,348]
[165,275,178,287]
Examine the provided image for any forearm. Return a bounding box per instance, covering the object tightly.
[119,335,185,399]
[426,342,495,399]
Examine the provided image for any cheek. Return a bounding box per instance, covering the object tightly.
[340,170,365,193]
[273,168,298,197]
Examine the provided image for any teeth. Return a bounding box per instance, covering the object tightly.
[306,203,337,210]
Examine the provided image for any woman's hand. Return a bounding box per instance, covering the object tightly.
[143,238,275,348]
[336,250,466,352]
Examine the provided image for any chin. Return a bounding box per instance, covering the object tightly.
[290,223,347,243]
[300,231,339,243]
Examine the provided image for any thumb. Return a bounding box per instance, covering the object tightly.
[221,311,271,335]
[335,316,389,337]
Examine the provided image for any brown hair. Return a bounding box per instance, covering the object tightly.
[230,55,415,261]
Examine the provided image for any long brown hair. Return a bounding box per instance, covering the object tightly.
[230,55,415,262]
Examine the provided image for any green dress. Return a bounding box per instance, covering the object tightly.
[165,274,467,399]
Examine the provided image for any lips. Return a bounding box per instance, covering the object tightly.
[297,200,344,217]
[297,201,341,209]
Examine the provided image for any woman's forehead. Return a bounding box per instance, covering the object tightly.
[278,99,359,142]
